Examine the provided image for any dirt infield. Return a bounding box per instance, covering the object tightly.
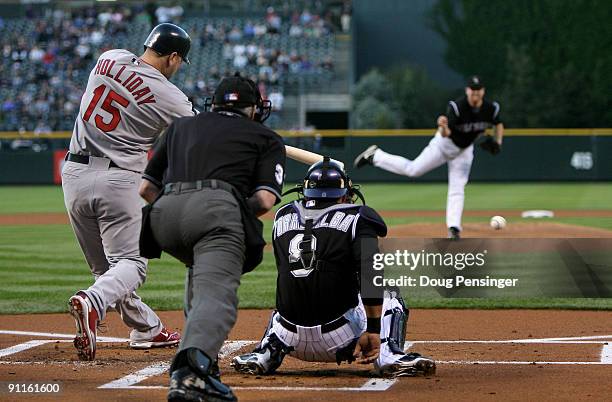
[1,309,611,401]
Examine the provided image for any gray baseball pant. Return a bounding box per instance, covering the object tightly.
[150,186,245,358]
[61,159,163,341]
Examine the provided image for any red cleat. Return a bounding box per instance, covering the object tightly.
[129,327,181,349]
[68,292,99,361]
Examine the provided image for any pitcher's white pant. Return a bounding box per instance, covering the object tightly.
[266,297,405,367]
[62,159,163,341]
[372,132,474,230]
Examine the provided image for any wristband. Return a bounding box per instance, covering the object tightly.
[366,317,381,333]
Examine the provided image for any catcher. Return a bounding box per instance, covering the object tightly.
[354,75,504,240]
[231,158,435,377]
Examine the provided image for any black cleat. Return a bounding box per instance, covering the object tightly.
[168,348,236,402]
[448,226,461,240]
[353,145,378,168]
[376,353,436,378]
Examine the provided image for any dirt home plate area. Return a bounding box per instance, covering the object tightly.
[0,310,610,401]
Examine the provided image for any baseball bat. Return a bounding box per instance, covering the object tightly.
[284,145,345,170]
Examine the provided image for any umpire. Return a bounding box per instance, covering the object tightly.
[138,74,286,402]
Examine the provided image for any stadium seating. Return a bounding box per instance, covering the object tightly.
[0,5,340,132]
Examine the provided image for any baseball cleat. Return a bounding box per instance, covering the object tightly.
[129,327,181,349]
[376,353,436,378]
[448,226,461,240]
[230,352,268,375]
[168,348,236,402]
[68,292,99,361]
[353,145,378,168]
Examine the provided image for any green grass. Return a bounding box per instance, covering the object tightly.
[2,183,612,213]
[0,183,611,314]
[0,186,67,214]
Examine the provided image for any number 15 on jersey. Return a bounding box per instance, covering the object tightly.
[83,84,130,132]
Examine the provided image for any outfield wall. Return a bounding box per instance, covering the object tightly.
[1,130,611,184]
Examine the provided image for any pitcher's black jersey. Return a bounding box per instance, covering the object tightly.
[447,96,502,148]
[272,200,386,326]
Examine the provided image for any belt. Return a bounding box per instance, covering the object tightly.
[278,315,349,334]
[66,152,119,168]
[163,179,234,195]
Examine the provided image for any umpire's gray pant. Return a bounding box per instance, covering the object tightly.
[150,186,245,358]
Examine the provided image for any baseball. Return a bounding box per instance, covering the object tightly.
[490,215,506,230]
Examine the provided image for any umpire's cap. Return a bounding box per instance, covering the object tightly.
[213,75,261,107]
[303,158,351,199]
[211,74,272,122]
[144,23,191,64]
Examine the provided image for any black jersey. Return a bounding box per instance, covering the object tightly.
[447,96,502,148]
[272,200,386,326]
[144,111,286,201]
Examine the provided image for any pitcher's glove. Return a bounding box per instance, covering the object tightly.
[480,136,501,155]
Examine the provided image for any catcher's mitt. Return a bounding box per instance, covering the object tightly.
[480,136,501,155]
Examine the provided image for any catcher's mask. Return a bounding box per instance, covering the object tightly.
[204,73,272,123]
[282,157,366,204]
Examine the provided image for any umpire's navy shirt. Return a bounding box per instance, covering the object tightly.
[144,110,286,202]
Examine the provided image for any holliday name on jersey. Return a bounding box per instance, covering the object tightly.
[93,58,156,106]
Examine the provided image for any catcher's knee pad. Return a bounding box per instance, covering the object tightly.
[384,300,409,355]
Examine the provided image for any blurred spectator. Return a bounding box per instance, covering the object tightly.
[266,7,281,34]
[269,88,284,111]
[228,26,242,42]
[29,45,44,62]
[222,40,233,60]
[300,8,313,25]
[243,20,255,39]
[155,3,183,24]
[341,1,351,33]
[289,22,303,37]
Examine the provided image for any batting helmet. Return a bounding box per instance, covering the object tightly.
[144,23,191,64]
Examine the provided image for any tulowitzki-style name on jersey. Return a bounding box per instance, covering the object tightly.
[273,201,358,239]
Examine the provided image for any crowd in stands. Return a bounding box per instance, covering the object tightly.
[0,1,349,136]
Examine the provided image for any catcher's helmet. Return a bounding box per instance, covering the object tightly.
[303,158,351,199]
[282,157,366,203]
[144,23,191,64]
[206,73,272,123]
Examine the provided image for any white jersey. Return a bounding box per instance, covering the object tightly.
[70,49,194,172]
